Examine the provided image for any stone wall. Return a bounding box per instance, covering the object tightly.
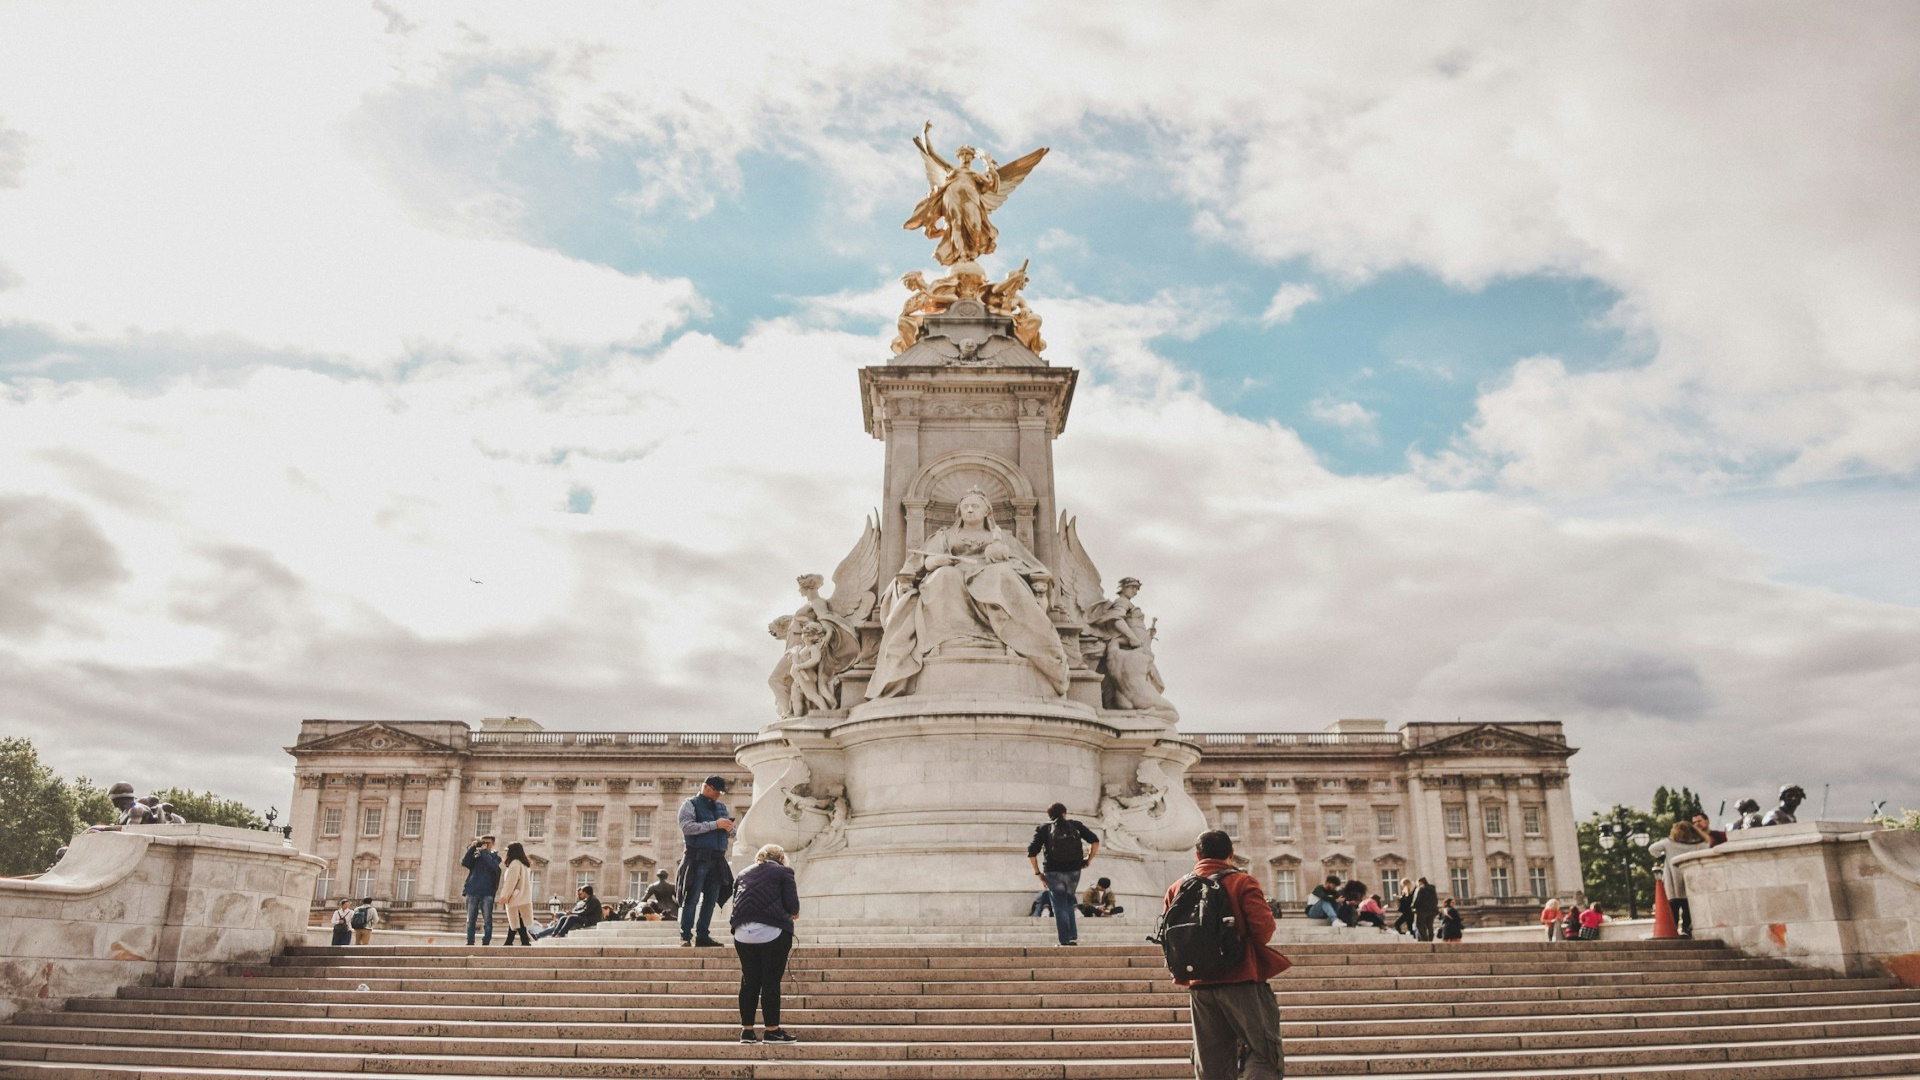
[0,823,325,1021]
[1676,821,1920,986]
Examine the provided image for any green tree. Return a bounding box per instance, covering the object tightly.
[152,787,265,829]
[69,776,117,829]
[0,737,81,876]
[1577,784,1708,917]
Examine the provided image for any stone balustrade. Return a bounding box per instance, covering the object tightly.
[0,823,324,1021]
[1676,820,1920,986]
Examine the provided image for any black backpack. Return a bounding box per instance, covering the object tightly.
[1044,820,1085,867]
[350,905,371,930]
[1152,869,1244,980]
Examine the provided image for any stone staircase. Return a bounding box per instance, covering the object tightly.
[4,937,1920,1079]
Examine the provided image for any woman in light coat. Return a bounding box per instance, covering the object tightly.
[1648,820,1711,938]
[498,842,535,946]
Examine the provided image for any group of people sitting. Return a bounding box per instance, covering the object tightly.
[1541,897,1609,940]
[1027,876,1126,918]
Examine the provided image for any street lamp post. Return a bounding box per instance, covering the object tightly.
[1596,813,1651,919]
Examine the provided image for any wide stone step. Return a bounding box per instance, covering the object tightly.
[29,1000,1920,1041]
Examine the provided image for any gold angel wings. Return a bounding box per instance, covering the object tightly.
[903,121,1049,267]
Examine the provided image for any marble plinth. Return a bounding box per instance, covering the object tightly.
[736,659,1205,920]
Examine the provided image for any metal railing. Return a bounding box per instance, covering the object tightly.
[469,731,752,748]
[1200,732,1405,746]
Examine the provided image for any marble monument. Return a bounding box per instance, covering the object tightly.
[738,125,1208,917]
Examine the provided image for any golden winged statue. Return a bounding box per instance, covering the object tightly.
[903,122,1048,267]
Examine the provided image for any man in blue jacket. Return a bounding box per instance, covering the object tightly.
[676,775,735,947]
[460,834,502,946]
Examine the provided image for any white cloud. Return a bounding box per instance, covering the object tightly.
[0,4,1914,826]
[1260,282,1321,325]
[1308,397,1379,444]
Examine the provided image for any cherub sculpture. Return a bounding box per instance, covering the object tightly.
[1051,514,1178,720]
[892,270,959,354]
[903,121,1049,268]
[766,516,881,717]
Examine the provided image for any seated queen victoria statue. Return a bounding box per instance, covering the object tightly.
[869,488,1070,698]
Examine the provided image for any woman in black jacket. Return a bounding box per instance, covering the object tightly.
[730,843,801,1044]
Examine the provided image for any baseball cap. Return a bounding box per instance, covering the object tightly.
[703,775,729,792]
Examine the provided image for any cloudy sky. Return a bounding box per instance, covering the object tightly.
[1,3,1915,824]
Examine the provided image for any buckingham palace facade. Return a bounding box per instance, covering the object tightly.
[288,715,1581,928]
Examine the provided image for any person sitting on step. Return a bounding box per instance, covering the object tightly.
[1077,877,1125,917]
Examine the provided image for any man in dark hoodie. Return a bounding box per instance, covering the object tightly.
[1163,829,1289,1079]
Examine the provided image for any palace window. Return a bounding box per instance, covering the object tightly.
[1323,778,1345,791]
[395,868,416,902]
[1375,808,1397,840]
[1270,810,1293,840]
[581,779,603,789]
[1217,779,1238,790]
[631,811,652,839]
[1373,779,1391,791]
[1523,806,1543,836]
[1323,808,1345,841]
[360,807,383,837]
[1490,865,1511,899]
[1529,866,1550,899]
[1484,805,1505,837]
[579,810,600,841]
[525,810,546,840]
[401,808,423,838]
[574,869,596,892]
[320,807,342,837]
[313,864,334,901]
[634,779,655,790]
[1444,807,1464,837]
[1272,869,1298,903]
[1380,868,1402,898]
[353,866,376,897]
[628,870,645,900]
[473,809,493,837]
[1449,866,1472,900]
[1219,810,1240,839]
[1267,777,1290,790]
[529,871,543,903]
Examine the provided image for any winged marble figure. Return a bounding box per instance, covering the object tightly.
[768,514,880,717]
[904,121,1048,268]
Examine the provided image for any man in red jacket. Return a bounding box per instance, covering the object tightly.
[1164,829,1288,1079]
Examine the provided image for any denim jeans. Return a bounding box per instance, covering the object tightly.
[679,852,723,941]
[1304,899,1340,922]
[465,893,495,945]
[1044,869,1080,944]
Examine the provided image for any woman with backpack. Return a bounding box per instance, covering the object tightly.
[499,842,535,946]
[329,898,353,946]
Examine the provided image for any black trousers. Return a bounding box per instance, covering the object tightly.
[1669,896,1692,936]
[1414,911,1436,941]
[735,929,795,1028]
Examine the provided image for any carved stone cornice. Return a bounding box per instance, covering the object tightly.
[298,774,325,789]
[501,777,526,791]
[606,779,630,794]
[553,778,578,792]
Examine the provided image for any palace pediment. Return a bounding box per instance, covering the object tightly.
[1408,724,1573,759]
[295,722,461,756]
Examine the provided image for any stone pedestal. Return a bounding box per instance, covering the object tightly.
[736,658,1206,919]
[0,824,325,1021]
[1676,821,1920,985]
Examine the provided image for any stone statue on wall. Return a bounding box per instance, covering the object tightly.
[767,518,880,717]
[904,122,1049,269]
[869,487,1069,697]
[1762,784,1806,826]
[1052,515,1178,720]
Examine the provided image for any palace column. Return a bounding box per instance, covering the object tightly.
[421,773,463,909]
[1545,773,1583,895]
[1405,774,1442,885]
[1464,780,1488,898]
[290,774,323,855]
[374,781,404,895]
[1503,777,1529,897]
